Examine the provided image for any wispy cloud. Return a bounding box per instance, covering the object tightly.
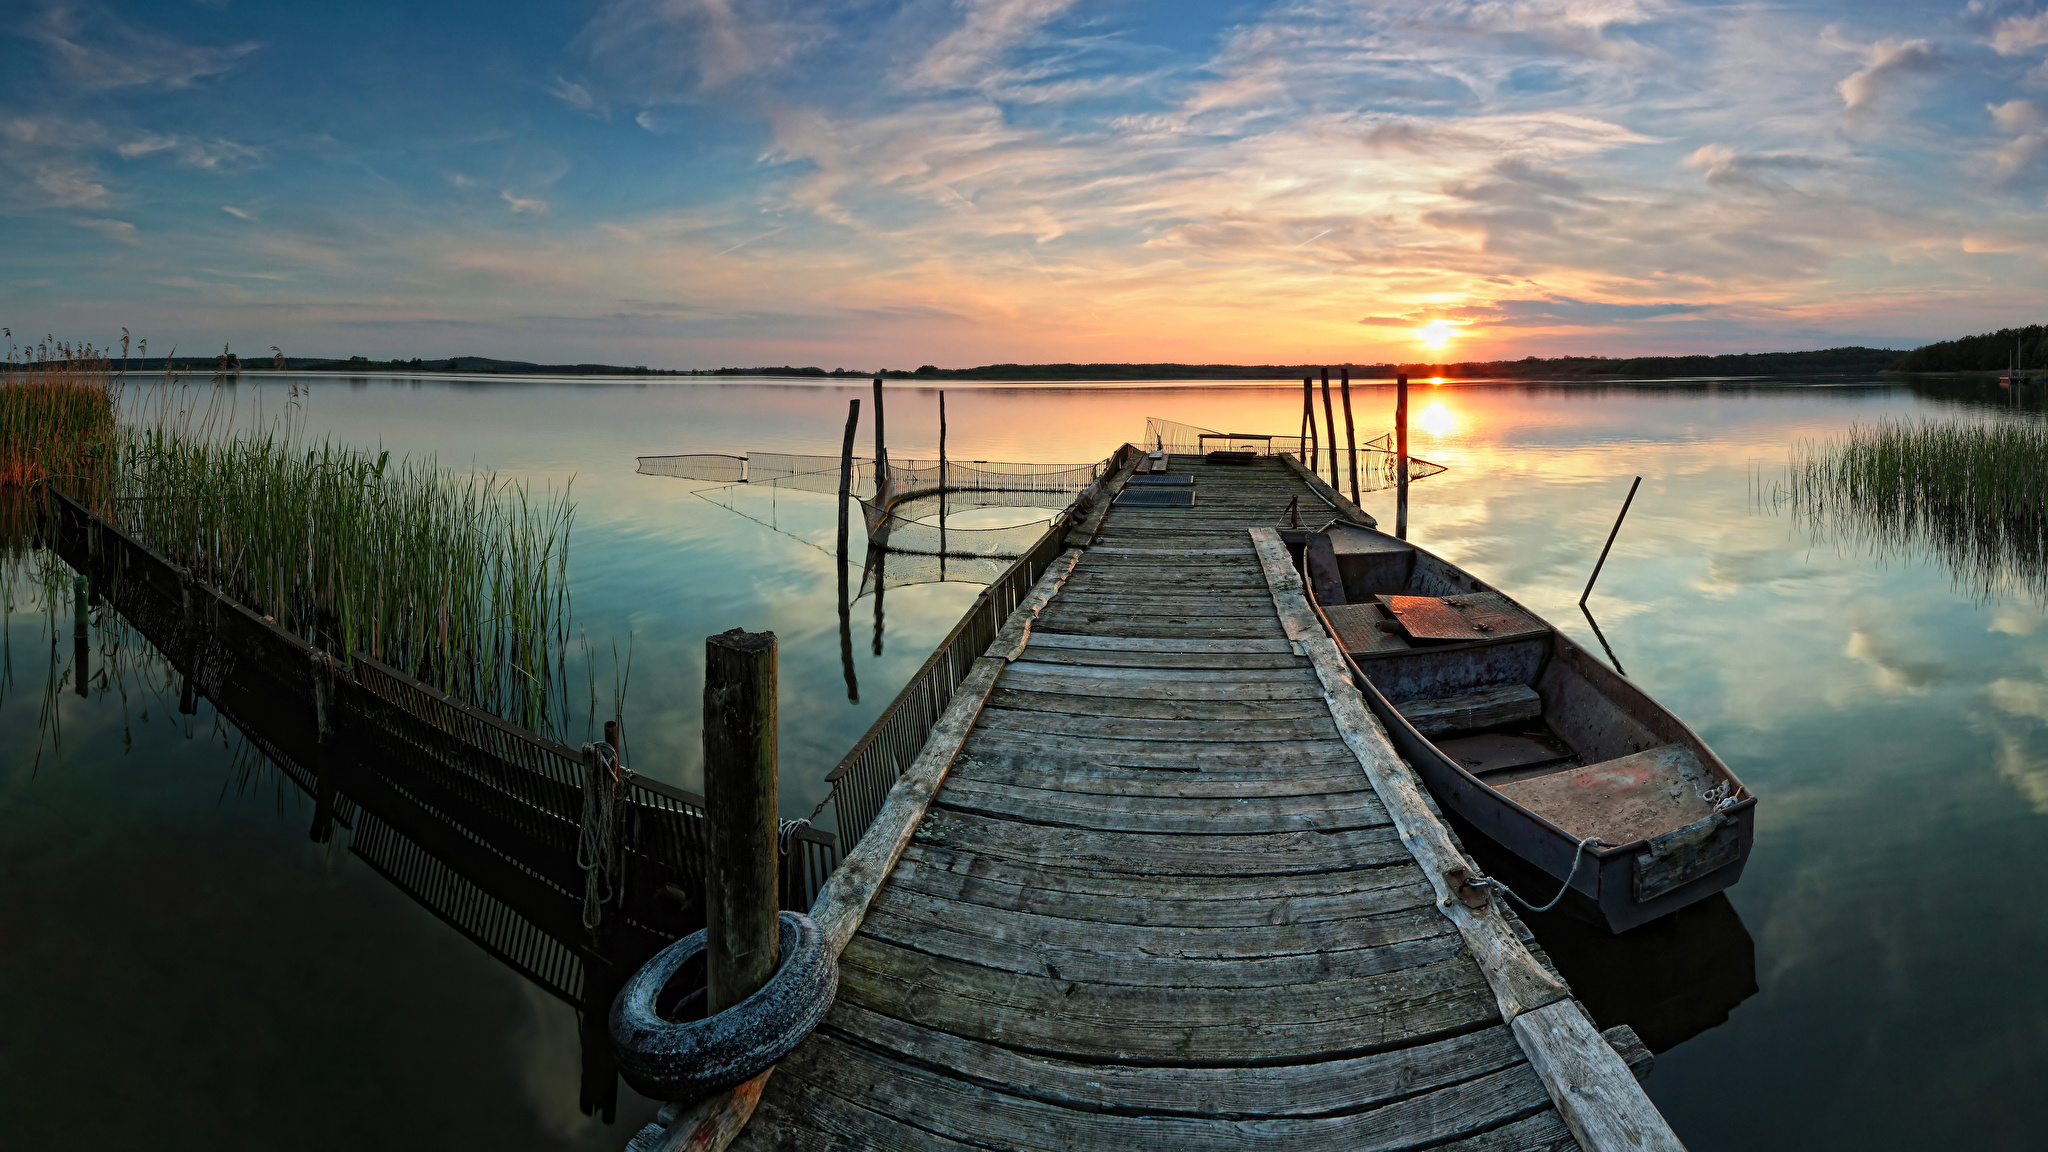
[502,190,549,215]
[29,4,257,91]
[73,216,139,244]
[1835,36,1943,113]
[116,133,262,170]
[914,0,1080,89]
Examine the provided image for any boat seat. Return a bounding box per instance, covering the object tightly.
[1396,683,1542,737]
[1495,744,1721,846]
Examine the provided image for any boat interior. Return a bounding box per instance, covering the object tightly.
[1305,524,1747,851]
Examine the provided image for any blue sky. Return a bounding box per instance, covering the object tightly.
[3,0,2047,368]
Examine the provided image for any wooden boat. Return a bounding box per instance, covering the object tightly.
[1296,523,1756,933]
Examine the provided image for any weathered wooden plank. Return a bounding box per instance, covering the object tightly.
[1010,645,1306,669]
[886,842,1436,926]
[949,754,1378,796]
[987,684,1331,721]
[957,728,1367,770]
[999,659,1320,686]
[1023,633,1294,654]
[1032,617,1288,641]
[972,704,1341,744]
[837,936,1499,1062]
[858,888,1460,986]
[819,999,1527,1118]
[1512,1000,1684,1152]
[775,1024,1555,1152]
[735,1079,984,1152]
[1398,683,1545,736]
[994,665,1325,701]
[935,774,1386,834]
[913,807,1409,875]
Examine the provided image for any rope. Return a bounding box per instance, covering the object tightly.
[578,742,622,931]
[1468,834,1608,914]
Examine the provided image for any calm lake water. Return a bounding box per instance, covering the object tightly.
[4,371,2046,1149]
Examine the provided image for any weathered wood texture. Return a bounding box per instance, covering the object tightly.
[732,457,1631,1152]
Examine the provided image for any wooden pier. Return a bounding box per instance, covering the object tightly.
[721,454,1677,1152]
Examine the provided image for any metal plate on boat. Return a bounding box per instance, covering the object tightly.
[1323,603,1409,654]
[1382,594,1545,643]
[1115,488,1196,507]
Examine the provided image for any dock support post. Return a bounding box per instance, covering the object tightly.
[1396,373,1410,540]
[1340,364,1359,505]
[871,377,889,499]
[1302,376,1316,472]
[703,628,781,1014]
[1320,367,1339,491]
[838,399,860,703]
[938,391,947,577]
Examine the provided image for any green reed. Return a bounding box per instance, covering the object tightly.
[1783,417,2048,603]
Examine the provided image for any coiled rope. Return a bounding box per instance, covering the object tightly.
[579,741,623,931]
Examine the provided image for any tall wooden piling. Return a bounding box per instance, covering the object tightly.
[1396,373,1410,539]
[1320,367,1340,490]
[838,399,861,703]
[1341,364,1359,505]
[1302,376,1316,472]
[872,377,889,497]
[703,628,781,1013]
[938,391,948,575]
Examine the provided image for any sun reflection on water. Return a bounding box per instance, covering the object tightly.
[1419,400,1456,437]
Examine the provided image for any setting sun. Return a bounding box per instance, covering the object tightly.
[1419,401,1456,437]
[1415,320,1457,350]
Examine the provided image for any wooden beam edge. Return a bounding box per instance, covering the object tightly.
[1064,444,1142,549]
[1275,453,1378,529]
[1245,526,1685,1152]
[677,548,1085,1152]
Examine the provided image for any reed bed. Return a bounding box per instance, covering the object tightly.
[0,340,118,491]
[2,347,578,734]
[1784,417,2048,603]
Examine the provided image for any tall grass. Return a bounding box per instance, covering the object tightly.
[0,338,118,491]
[7,344,577,734]
[1784,417,2048,603]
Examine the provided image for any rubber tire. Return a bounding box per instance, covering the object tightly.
[609,911,838,1102]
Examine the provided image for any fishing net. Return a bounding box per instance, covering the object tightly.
[1141,417,1445,489]
[638,452,1100,507]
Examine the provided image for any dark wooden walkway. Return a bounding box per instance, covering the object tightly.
[731,456,1586,1150]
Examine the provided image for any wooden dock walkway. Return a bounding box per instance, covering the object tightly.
[726,456,1667,1151]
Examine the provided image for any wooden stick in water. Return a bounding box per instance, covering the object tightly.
[1301,375,1316,471]
[1396,373,1409,540]
[1580,476,1642,607]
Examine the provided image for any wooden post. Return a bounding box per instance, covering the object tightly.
[1302,376,1316,472]
[838,398,861,704]
[703,628,781,1014]
[1340,365,1359,505]
[938,391,947,577]
[1320,367,1339,490]
[837,399,859,559]
[1396,373,1410,540]
[871,377,888,497]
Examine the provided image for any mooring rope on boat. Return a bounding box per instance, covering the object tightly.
[1469,833,1609,914]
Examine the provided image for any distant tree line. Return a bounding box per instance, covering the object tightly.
[1892,326,2048,374]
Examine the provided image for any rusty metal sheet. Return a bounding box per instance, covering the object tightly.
[1383,594,1544,643]
[1324,603,1409,655]
[1125,475,1194,486]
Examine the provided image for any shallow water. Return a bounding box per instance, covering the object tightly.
[4,371,2046,1148]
